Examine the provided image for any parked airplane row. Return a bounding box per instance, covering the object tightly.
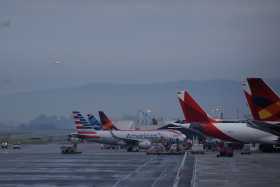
[71,111,186,151]
[176,78,280,151]
[71,78,280,152]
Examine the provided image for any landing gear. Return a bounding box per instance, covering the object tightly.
[259,144,280,153]
[126,146,139,152]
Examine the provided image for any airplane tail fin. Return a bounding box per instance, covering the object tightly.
[177,91,215,123]
[72,111,93,130]
[87,113,102,130]
[98,111,119,130]
[244,78,280,121]
[243,90,260,120]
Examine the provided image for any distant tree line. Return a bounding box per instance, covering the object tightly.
[18,114,73,130]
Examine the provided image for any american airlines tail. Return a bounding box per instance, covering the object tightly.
[72,111,95,130]
[243,78,280,121]
[98,111,119,130]
[87,114,102,130]
[177,91,215,123]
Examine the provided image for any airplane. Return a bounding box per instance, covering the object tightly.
[242,78,280,147]
[73,111,186,151]
[176,90,279,145]
[97,111,186,149]
[243,78,280,123]
[72,111,125,145]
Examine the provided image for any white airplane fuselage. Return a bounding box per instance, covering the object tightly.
[176,90,280,145]
[177,122,279,144]
[77,129,186,146]
[211,122,278,144]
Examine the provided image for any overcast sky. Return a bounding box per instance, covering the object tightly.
[0,0,280,93]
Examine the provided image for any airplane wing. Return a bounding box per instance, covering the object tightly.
[247,120,280,137]
[159,123,206,140]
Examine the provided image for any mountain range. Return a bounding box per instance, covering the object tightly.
[0,79,279,123]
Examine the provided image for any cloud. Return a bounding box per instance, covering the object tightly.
[0,0,279,93]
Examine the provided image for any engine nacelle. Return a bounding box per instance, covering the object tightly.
[138,140,152,149]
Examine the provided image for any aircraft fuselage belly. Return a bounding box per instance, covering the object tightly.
[203,122,278,144]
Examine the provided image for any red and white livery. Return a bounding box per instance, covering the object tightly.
[243,78,280,123]
[177,91,279,144]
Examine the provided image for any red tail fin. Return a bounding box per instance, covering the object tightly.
[177,91,214,123]
[243,91,260,120]
[247,78,279,102]
[246,78,280,121]
[98,111,119,130]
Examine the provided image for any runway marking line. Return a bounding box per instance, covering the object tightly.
[151,160,169,187]
[191,156,197,187]
[112,157,154,187]
[173,152,187,187]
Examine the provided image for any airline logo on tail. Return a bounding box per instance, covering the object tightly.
[72,111,100,139]
[72,111,97,129]
[98,111,119,130]
[258,102,280,120]
[244,78,280,121]
[177,91,215,123]
[72,111,90,129]
[177,90,238,142]
[87,114,102,130]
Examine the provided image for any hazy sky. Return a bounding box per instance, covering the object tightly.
[0,0,280,93]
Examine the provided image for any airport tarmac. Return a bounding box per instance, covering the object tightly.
[2,144,280,187]
[194,152,280,187]
[0,144,194,187]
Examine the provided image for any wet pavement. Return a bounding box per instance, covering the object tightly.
[0,144,194,187]
[194,152,280,187]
